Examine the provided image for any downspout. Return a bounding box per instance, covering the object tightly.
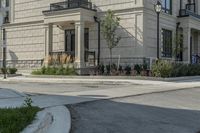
[180,0,182,10]
[94,16,101,66]
[180,0,182,16]
[176,22,181,61]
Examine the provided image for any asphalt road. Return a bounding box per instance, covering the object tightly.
[69,87,200,133]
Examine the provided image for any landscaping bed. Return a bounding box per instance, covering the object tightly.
[32,66,77,75]
[0,107,40,133]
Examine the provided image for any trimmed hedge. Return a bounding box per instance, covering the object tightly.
[152,60,200,78]
[1,68,18,74]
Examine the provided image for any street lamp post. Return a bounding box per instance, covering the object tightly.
[2,28,6,79]
[0,7,7,79]
[154,1,162,59]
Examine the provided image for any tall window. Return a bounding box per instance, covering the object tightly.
[5,0,9,7]
[162,29,172,58]
[162,0,172,14]
[1,0,9,7]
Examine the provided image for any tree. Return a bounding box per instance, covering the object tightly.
[101,10,121,73]
[173,33,186,62]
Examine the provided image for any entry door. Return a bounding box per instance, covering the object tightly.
[65,29,89,59]
[84,28,89,62]
[65,29,75,55]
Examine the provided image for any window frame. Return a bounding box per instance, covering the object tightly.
[162,29,173,58]
[5,0,9,7]
[161,0,172,15]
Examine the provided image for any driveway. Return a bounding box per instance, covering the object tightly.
[69,87,200,133]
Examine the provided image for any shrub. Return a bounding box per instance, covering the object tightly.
[32,66,77,75]
[8,68,18,74]
[118,65,123,73]
[134,64,142,74]
[31,69,42,75]
[152,60,173,78]
[124,65,131,75]
[23,97,33,108]
[106,65,110,75]
[111,64,117,71]
[1,68,7,74]
[98,64,105,75]
[142,64,148,71]
[169,63,200,77]
[152,60,200,78]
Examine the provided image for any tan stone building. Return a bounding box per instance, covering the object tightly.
[0,0,200,70]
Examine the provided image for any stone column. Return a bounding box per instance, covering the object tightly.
[0,28,3,68]
[10,0,15,23]
[198,31,200,54]
[75,21,85,72]
[44,24,53,66]
[183,27,191,63]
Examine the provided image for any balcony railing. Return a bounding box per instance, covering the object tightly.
[49,51,75,65]
[179,9,200,19]
[186,3,196,12]
[43,0,96,13]
[3,16,9,24]
[48,51,96,65]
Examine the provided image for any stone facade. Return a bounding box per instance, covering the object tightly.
[0,0,200,69]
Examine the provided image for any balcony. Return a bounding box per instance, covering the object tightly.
[43,0,96,14]
[3,16,9,24]
[179,9,200,19]
[179,2,200,19]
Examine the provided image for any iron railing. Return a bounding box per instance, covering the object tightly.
[44,0,95,13]
[49,51,75,64]
[179,9,200,19]
[49,51,96,65]
[49,51,75,56]
[85,51,95,65]
[186,3,196,12]
[179,2,200,19]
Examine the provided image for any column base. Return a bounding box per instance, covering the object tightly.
[74,61,85,75]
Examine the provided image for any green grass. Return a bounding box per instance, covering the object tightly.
[0,107,40,133]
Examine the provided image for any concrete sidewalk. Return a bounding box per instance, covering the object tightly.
[1,75,200,84]
[1,75,200,89]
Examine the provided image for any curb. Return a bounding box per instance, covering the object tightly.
[1,75,199,85]
[22,106,71,133]
[26,75,200,81]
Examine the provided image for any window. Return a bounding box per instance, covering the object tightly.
[1,0,9,7]
[162,29,172,58]
[162,0,172,14]
[5,0,9,7]
[3,11,9,23]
